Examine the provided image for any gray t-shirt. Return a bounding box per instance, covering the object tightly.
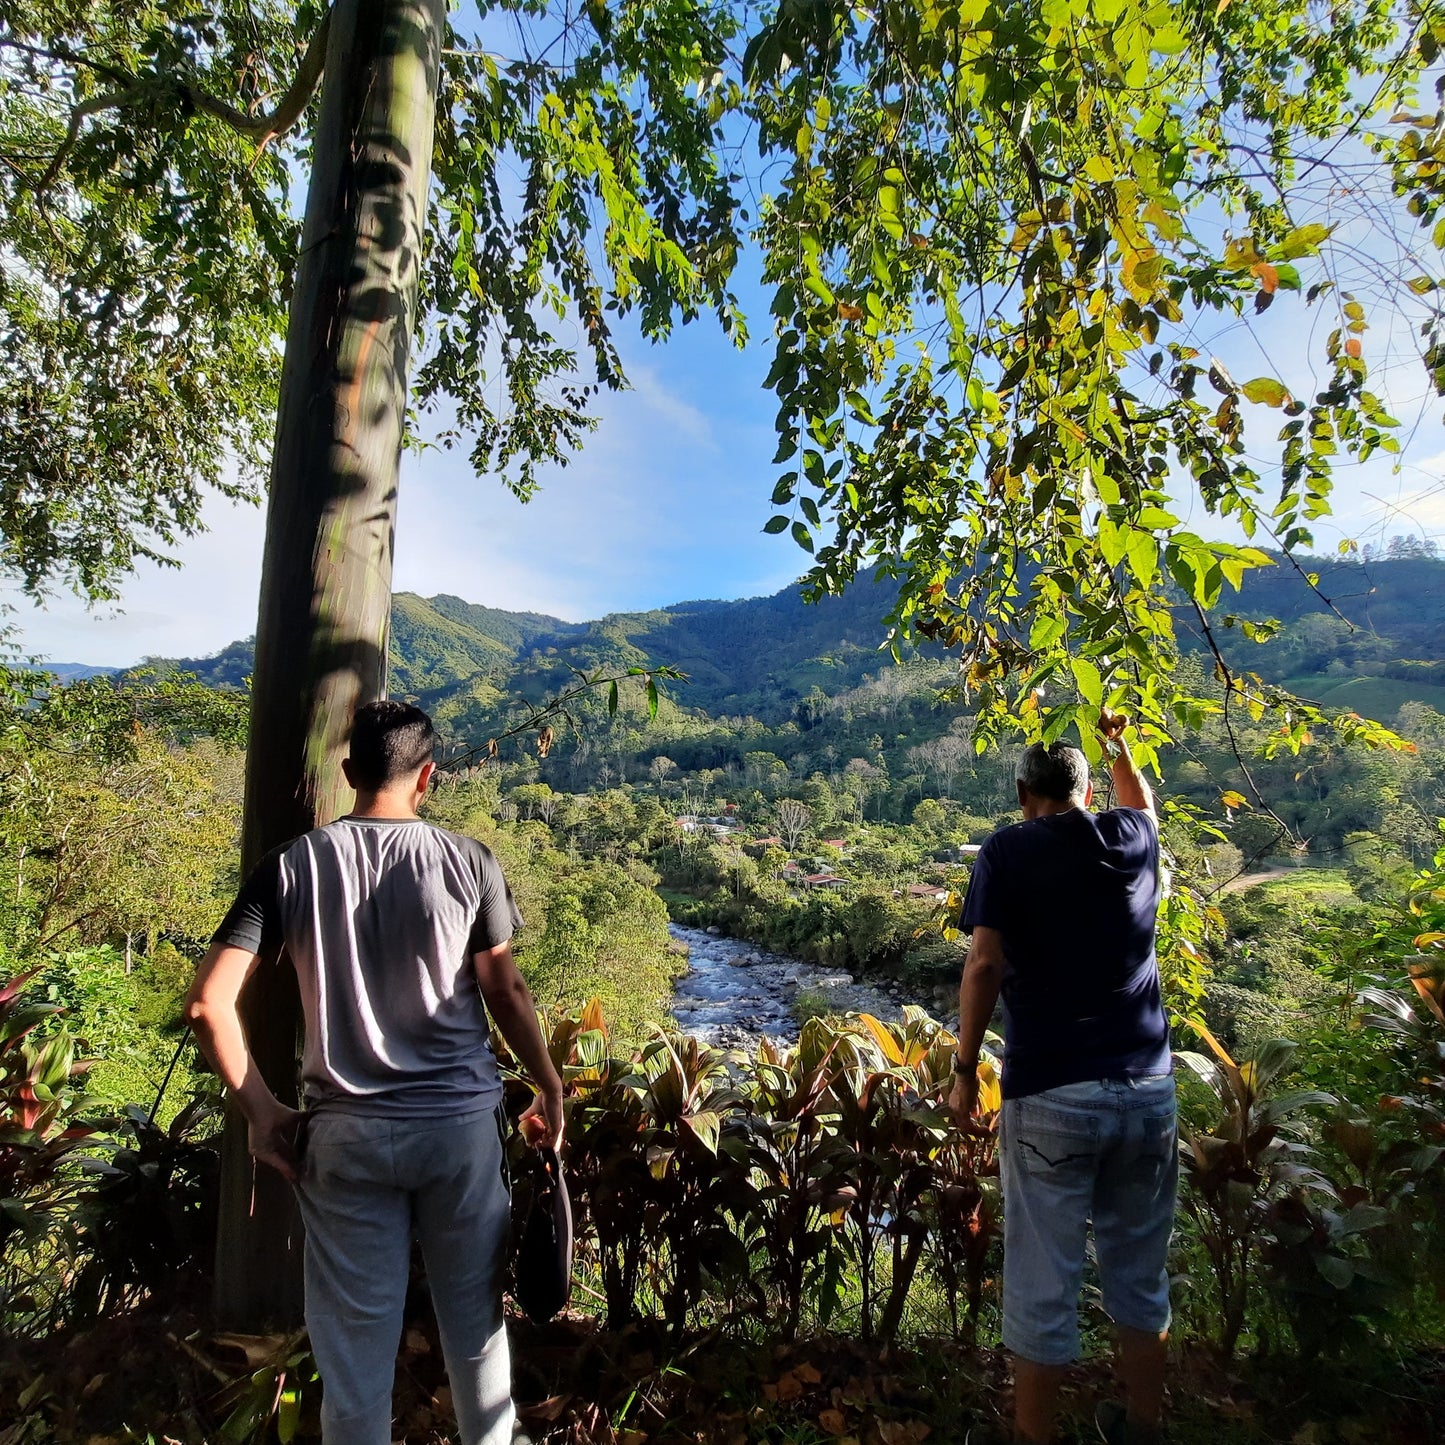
[212,817,522,1117]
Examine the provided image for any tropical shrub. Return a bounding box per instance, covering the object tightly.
[1175,1030,1335,1359]
[68,1097,221,1324]
[499,1003,1003,1343]
[0,968,104,1336]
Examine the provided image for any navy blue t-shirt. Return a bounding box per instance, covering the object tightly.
[960,806,1170,1099]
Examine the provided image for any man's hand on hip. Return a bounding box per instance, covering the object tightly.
[247,1100,308,1183]
[519,1085,565,1150]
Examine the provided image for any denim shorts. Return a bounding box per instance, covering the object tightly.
[999,1073,1178,1365]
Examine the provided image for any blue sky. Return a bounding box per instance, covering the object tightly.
[6,284,810,666]
[10,134,1445,668]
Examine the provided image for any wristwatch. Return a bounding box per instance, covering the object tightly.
[951,1052,973,1076]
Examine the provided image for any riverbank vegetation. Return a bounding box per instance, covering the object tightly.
[3,654,1445,1441]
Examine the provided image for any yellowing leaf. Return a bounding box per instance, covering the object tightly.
[1241,377,1289,407]
[856,1013,905,1065]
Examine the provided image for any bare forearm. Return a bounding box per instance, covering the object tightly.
[185,1003,283,1123]
[1110,737,1154,817]
[484,974,563,1096]
[955,953,1004,1067]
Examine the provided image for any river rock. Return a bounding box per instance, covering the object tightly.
[668,924,935,1052]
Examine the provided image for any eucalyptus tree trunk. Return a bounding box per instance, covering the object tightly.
[214,0,445,1330]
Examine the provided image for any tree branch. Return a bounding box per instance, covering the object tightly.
[184,8,332,144]
[26,6,332,191]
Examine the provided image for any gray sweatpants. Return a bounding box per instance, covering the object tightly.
[295,1106,516,1445]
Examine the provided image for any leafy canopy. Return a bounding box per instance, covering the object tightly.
[743,0,1443,767]
[4,0,1445,768]
[0,0,743,598]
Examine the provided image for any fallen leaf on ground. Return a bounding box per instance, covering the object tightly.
[775,1371,805,1402]
[819,1407,848,1433]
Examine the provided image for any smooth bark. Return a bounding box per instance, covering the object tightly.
[213,0,445,1330]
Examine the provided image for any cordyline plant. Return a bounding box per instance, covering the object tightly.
[496,1000,1002,1341]
[1176,1028,1337,1359]
[0,967,102,1333]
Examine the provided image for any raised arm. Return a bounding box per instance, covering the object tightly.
[1099,708,1156,824]
[473,940,565,1149]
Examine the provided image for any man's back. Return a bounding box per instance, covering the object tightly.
[215,816,521,1115]
[962,805,1167,1096]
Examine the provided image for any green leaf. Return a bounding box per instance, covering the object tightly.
[1241,377,1290,407]
[607,680,619,716]
[1126,531,1159,588]
[1135,506,1180,530]
[1071,656,1103,706]
[646,677,659,720]
[763,515,790,534]
[792,520,815,553]
[1276,223,1333,260]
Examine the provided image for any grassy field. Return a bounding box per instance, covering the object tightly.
[1280,673,1445,718]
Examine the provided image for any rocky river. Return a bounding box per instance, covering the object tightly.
[667,923,947,1050]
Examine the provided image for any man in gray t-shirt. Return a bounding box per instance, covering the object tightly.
[187,701,563,1445]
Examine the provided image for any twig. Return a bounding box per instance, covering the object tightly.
[29,6,332,191]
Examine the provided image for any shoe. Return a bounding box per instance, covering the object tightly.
[1096,1400,1162,1445]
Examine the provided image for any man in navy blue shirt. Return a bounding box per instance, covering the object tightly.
[949,712,1174,1445]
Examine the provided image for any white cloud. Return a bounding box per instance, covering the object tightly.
[6,334,793,665]
[5,496,268,667]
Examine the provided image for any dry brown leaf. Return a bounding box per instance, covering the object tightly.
[521,1394,572,1424]
[403,1327,431,1354]
[819,1408,849,1434]
[209,1331,298,1368]
[796,1362,823,1385]
[775,1371,805,1402]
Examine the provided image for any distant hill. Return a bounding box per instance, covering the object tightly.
[33,662,121,681]
[99,553,1445,743]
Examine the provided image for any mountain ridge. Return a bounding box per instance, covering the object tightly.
[60,552,1445,735]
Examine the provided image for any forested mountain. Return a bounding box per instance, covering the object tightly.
[126,551,1445,733]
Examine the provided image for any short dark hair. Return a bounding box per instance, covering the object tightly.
[1015,741,1089,803]
[347,700,435,789]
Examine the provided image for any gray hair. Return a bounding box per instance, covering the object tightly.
[1015,742,1089,803]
